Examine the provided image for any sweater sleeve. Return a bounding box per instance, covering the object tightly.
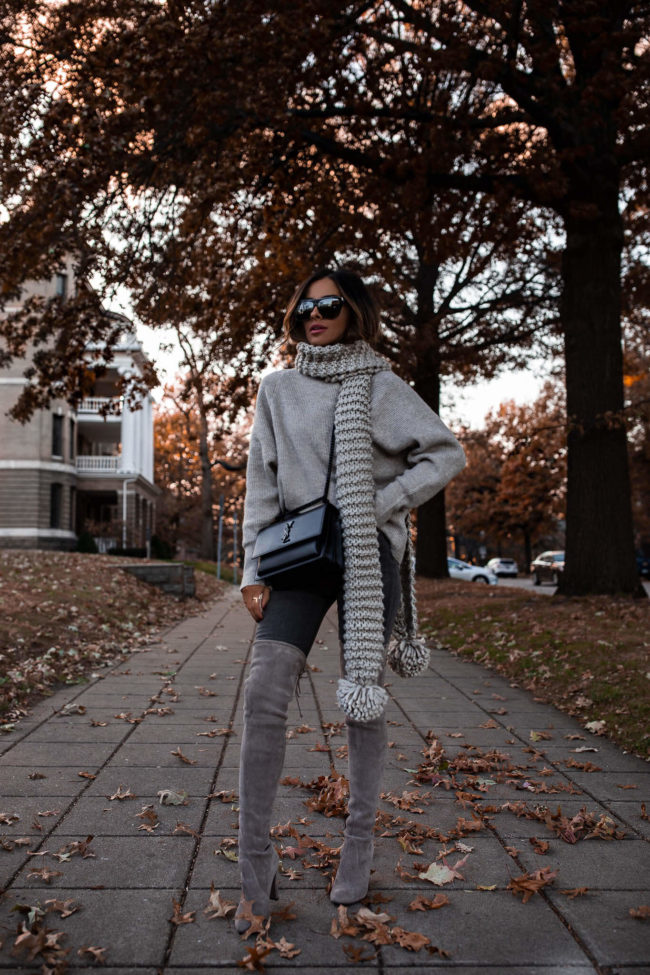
[372,373,466,526]
[240,376,280,589]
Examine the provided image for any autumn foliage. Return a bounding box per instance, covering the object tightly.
[1,2,649,593]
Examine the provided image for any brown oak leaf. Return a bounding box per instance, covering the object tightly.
[630,905,650,920]
[169,899,195,925]
[342,943,376,963]
[108,786,136,801]
[408,893,449,911]
[26,867,62,884]
[237,943,273,971]
[390,926,430,951]
[173,822,200,838]
[330,904,360,939]
[274,936,300,958]
[45,899,80,918]
[508,866,558,903]
[530,837,550,855]
[136,805,159,833]
[78,944,107,963]
[203,884,236,919]
[270,901,297,921]
[170,746,197,765]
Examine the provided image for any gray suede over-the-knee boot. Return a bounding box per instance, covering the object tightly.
[329,713,387,904]
[235,639,305,934]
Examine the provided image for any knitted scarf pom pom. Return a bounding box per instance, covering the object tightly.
[387,638,430,678]
[337,679,389,722]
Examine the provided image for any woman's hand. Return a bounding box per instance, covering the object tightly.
[242,584,271,622]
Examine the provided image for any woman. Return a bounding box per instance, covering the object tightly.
[237,267,465,932]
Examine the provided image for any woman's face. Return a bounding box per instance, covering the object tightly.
[301,277,350,346]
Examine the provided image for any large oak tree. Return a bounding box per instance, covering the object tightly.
[1,0,648,594]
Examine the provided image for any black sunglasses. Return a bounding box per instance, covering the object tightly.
[295,295,346,322]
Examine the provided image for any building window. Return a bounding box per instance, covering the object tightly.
[69,418,76,459]
[70,486,76,531]
[55,273,67,298]
[52,414,64,457]
[50,483,62,529]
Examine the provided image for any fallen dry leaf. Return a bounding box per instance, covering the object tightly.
[78,944,107,964]
[136,805,159,833]
[630,905,650,920]
[270,902,297,921]
[330,904,360,939]
[108,786,136,801]
[408,893,449,911]
[169,899,195,925]
[173,822,200,838]
[530,837,550,855]
[418,853,469,887]
[560,887,589,898]
[55,836,95,860]
[210,789,238,803]
[12,921,67,964]
[342,943,376,963]
[26,867,62,884]
[203,884,236,919]
[157,788,189,806]
[44,899,80,918]
[390,925,430,951]
[237,943,273,970]
[170,746,197,765]
[508,866,558,903]
[273,936,300,958]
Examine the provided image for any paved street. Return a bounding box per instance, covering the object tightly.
[0,584,648,974]
[494,577,650,597]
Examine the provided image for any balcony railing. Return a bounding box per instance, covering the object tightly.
[76,455,122,472]
[78,397,122,415]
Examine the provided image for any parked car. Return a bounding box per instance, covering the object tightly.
[636,552,650,579]
[530,550,565,585]
[448,557,498,585]
[487,557,518,578]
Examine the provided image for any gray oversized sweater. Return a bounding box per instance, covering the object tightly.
[241,367,466,589]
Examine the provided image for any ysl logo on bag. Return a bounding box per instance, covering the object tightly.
[281,520,295,544]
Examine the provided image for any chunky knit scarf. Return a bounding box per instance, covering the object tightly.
[295,340,429,722]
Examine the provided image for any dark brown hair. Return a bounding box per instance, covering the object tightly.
[283,267,381,345]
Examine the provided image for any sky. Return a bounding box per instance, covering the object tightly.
[137,320,546,430]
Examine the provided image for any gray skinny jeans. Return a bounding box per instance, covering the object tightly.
[255,531,401,657]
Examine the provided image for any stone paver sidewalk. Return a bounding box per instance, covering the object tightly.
[0,585,648,974]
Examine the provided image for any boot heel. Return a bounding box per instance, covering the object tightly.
[270,872,279,901]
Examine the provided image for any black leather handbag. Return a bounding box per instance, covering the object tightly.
[252,429,343,591]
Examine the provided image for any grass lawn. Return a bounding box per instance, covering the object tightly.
[416,578,650,760]
[0,550,223,727]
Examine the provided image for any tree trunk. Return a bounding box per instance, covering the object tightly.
[411,260,449,578]
[558,186,643,596]
[523,529,532,574]
[416,490,449,576]
[197,407,215,561]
